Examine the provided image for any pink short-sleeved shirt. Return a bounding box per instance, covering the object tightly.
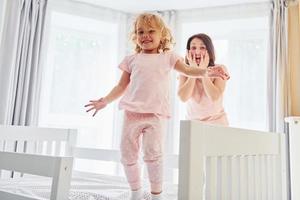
[118,51,181,118]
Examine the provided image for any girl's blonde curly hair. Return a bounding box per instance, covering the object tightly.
[131,13,175,53]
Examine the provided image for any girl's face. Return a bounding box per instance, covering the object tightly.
[189,38,207,65]
[136,20,162,54]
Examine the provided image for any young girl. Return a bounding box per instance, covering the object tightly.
[178,33,230,126]
[85,14,228,200]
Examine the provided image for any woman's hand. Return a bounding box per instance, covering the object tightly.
[186,50,198,68]
[85,98,107,117]
[198,51,209,70]
[186,50,209,70]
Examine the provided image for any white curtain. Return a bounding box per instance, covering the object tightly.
[37,0,129,175]
[0,0,7,46]
[156,10,180,182]
[0,0,48,125]
[268,0,291,133]
[173,4,272,194]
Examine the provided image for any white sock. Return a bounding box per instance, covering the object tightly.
[130,188,143,200]
[151,193,162,200]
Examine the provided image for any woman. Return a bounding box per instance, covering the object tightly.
[178,33,230,126]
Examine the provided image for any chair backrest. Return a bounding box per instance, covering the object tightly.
[285,116,300,200]
[0,125,77,177]
[178,120,287,200]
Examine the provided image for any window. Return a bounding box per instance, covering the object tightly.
[169,5,271,183]
[38,3,272,181]
[175,4,271,131]
[39,4,126,175]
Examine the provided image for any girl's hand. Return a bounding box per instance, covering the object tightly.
[85,98,107,117]
[207,66,230,80]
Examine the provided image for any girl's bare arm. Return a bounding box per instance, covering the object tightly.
[103,71,131,103]
[85,71,130,116]
[174,60,207,78]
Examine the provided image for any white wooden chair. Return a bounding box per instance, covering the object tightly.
[0,125,77,200]
[178,120,287,200]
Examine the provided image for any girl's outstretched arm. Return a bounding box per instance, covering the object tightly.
[174,59,207,78]
[102,71,130,103]
[174,59,229,79]
[85,71,130,116]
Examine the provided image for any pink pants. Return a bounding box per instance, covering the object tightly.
[120,111,166,193]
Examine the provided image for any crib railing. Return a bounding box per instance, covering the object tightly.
[178,120,287,200]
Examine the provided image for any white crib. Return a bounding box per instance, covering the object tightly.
[285,116,300,200]
[178,120,288,200]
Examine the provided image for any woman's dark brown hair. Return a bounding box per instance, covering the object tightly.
[186,33,215,67]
